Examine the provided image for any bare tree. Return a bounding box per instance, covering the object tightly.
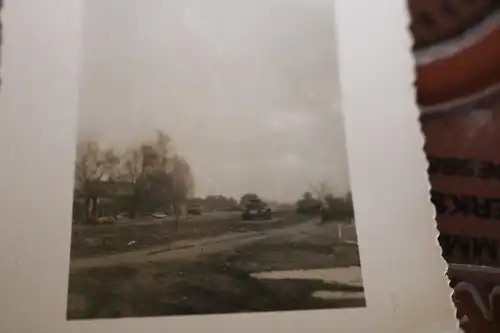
[120,148,143,218]
[170,154,194,230]
[122,148,143,182]
[302,191,313,201]
[87,130,195,226]
[74,141,120,221]
[310,181,333,203]
[146,130,175,214]
[119,131,173,216]
[154,130,172,168]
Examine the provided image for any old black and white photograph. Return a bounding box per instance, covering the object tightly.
[67,0,365,319]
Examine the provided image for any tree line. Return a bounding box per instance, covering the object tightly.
[74,130,194,226]
[189,195,239,212]
[73,132,354,225]
[295,182,354,222]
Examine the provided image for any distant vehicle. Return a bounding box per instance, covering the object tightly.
[241,198,272,220]
[296,199,323,215]
[187,205,203,215]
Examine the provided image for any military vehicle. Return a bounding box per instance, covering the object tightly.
[296,198,323,215]
[241,198,272,220]
[187,204,203,215]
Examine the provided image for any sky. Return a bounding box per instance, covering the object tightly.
[78,0,351,202]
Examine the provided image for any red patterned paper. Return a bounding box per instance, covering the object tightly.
[408,0,500,331]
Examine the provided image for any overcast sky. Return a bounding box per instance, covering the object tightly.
[78,0,351,202]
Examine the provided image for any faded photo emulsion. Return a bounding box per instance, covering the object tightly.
[67,0,365,319]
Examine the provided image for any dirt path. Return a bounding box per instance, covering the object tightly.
[70,218,320,270]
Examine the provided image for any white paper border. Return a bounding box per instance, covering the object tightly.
[0,0,457,332]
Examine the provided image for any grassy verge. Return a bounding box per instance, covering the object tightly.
[70,211,306,259]
[68,227,364,319]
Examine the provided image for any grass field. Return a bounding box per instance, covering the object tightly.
[70,211,307,259]
[67,211,364,319]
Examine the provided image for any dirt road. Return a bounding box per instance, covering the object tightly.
[67,217,363,319]
[70,217,321,270]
